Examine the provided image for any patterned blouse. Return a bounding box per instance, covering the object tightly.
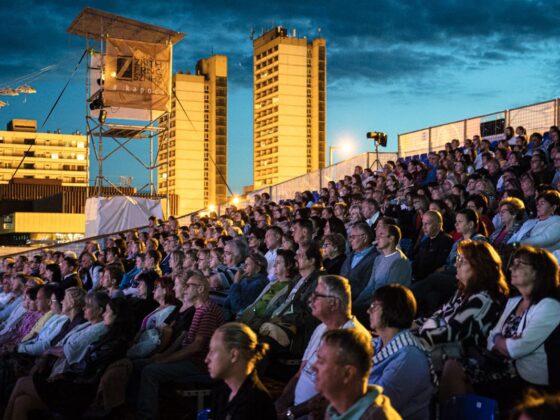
[418,290,505,351]
[0,310,42,348]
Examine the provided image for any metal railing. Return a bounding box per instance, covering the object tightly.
[398,98,559,157]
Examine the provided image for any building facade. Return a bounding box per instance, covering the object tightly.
[158,55,228,216]
[253,27,326,188]
[0,119,88,186]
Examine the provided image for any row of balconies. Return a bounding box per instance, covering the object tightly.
[0,138,86,148]
[0,152,86,161]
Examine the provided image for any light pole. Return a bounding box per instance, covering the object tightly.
[329,143,353,166]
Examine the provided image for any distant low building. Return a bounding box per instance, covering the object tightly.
[0,119,88,186]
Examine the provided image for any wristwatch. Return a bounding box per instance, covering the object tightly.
[286,408,296,420]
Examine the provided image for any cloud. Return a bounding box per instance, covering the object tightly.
[2,1,559,95]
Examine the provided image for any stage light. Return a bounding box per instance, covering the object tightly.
[366,132,388,147]
[98,110,107,123]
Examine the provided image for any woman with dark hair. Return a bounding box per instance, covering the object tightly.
[223,252,269,321]
[127,276,179,358]
[368,285,435,420]
[169,249,185,279]
[238,249,297,331]
[333,202,347,221]
[128,271,159,331]
[206,322,276,420]
[440,245,560,410]
[509,189,560,251]
[415,241,509,371]
[99,265,125,299]
[4,297,133,419]
[323,216,347,239]
[0,286,42,351]
[321,233,346,275]
[44,263,62,284]
[466,194,494,237]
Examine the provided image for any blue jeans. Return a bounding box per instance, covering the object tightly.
[136,359,207,420]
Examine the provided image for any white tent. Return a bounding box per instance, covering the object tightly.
[85,196,163,237]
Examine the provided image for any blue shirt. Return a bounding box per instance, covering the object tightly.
[369,334,433,420]
[351,246,374,269]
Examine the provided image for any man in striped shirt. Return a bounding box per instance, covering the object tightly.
[136,272,224,420]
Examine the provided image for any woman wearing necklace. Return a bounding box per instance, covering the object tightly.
[440,245,560,412]
[368,284,435,420]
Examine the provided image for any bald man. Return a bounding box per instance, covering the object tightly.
[411,210,453,281]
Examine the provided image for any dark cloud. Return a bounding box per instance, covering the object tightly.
[1,1,559,91]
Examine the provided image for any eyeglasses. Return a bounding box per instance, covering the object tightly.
[309,292,338,301]
[510,260,532,270]
[349,234,366,240]
[185,283,202,288]
[455,255,469,267]
[367,302,382,313]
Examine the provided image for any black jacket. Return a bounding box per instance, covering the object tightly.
[210,370,277,420]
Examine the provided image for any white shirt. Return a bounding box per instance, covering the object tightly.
[264,248,278,281]
[487,297,560,385]
[294,316,371,404]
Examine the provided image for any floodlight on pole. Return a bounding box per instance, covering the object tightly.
[329,142,354,166]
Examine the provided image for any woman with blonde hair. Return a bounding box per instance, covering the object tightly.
[206,322,276,420]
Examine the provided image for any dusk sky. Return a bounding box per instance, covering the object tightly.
[1,0,559,193]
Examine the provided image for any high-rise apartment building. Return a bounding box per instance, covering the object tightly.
[158,55,227,215]
[253,27,326,188]
[0,119,88,186]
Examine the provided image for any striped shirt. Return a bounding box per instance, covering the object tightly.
[183,300,224,367]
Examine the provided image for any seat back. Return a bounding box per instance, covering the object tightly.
[441,394,498,420]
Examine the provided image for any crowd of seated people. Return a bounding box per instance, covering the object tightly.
[0,125,559,419]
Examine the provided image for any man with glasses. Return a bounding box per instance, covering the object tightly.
[340,222,378,299]
[276,275,370,419]
[136,272,224,420]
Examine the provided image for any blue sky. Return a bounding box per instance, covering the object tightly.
[1,0,559,193]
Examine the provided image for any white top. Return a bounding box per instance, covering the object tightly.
[18,314,69,356]
[487,296,560,385]
[294,316,371,404]
[264,248,277,281]
[509,215,560,252]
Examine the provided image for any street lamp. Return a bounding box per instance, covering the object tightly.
[329,143,353,166]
